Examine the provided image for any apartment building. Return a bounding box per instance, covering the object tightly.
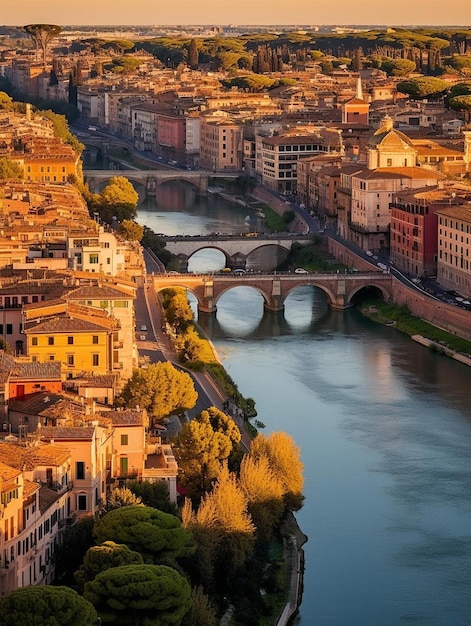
[435,203,471,296]
[255,126,343,193]
[199,112,243,172]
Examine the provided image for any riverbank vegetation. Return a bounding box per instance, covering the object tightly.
[360,298,471,357]
[285,236,346,272]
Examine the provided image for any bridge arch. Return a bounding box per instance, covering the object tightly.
[283,281,337,308]
[347,281,392,305]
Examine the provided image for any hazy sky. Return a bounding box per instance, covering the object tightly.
[3,1,471,27]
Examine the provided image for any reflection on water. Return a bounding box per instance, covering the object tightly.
[139,182,471,625]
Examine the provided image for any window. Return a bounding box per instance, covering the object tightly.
[48,337,54,346]
[92,354,99,367]
[6,324,12,335]
[92,336,99,345]
[32,337,38,346]
[121,434,129,446]
[76,462,85,480]
[89,254,99,264]
[77,495,87,511]
[67,355,74,366]
[67,336,74,345]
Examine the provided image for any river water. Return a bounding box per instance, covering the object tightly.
[137,183,471,626]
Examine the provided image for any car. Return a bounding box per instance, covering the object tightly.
[232,268,246,274]
[140,325,147,331]
[139,334,146,341]
[366,250,373,257]
[167,270,180,275]
[295,268,309,274]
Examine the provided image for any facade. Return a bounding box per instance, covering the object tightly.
[199,112,243,172]
[435,203,471,296]
[255,127,342,193]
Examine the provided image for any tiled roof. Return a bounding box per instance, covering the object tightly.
[24,315,113,333]
[0,441,70,471]
[12,361,62,380]
[9,391,66,415]
[40,426,95,441]
[77,374,118,388]
[66,285,134,299]
[104,409,145,426]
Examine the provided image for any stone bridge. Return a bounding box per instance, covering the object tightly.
[161,234,312,271]
[149,271,392,313]
[84,169,239,197]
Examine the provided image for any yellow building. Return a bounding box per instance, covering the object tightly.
[23,301,121,377]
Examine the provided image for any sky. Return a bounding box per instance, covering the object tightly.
[2,0,471,27]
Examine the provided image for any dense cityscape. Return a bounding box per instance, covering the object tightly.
[0,20,470,625]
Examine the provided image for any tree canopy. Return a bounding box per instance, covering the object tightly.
[24,24,62,67]
[93,505,196,564]
[116,361,198,423]
[396,77,451,98]
[98,176,139,224]
[74,541,144,591]
[0,585,97,626]
[0,157,23,180]
[174,407,240,498]
[117,219,144,242]
[83,564,192,625]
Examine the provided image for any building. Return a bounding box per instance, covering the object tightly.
[435,202,471,296]
[199,112,243,172]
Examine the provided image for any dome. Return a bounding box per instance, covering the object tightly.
[367,115,414,150]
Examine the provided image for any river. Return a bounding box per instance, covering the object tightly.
[137,182,471,626]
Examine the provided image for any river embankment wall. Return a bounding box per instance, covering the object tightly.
[328,238,471,341]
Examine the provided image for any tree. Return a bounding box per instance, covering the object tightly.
[182,586,217,626]
[0,157,23,180]
[0,91,13,109]
[98,176,139,224]
[249,431,304,511]
[239,454,285,541]
[163,288,195,333]
[127,479,177,514]
[174,326,205,364]
[118,219,144,241]
[381,58,416,76]
[396,77,451,99]
[74,541,144,591]
[0,586,98,626]
[174,408,240,498]
[83,564,191,625]
[24,24,62,68]
[105,486,143,511]
[54,515,96,585]
[116,361,198,423]
[183,464,255,580]
[188,39,199,69]
[93,506,196,565]
[449,95,471,122]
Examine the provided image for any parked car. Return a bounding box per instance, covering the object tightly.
[295,268,309,274]
[140,325,147,331]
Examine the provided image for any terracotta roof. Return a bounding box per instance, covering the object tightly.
[0,441,70,471]
[66,285,135,300]
[40,426,95,441]
[0,460,21,484]
[24,315,115,334]
[434,204,471,221]
[76,374,118,388]
[103,409,146,426]
[12,361,62,381]
[9,391,66,416]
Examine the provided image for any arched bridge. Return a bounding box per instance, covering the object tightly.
[149,271,392,313]
[84,169,239,196]
[161,234,312,271]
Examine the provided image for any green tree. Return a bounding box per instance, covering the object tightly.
[174,326,205,364]
[24,24,62,68]
[74,541,144,592]
[93,506,196,565]
[127,479,177,514]
[0,586,98,626]
[0,157,23,180]
[396,77,450,99]
[448,94,471,122]
[381,58,416,76]
[39,109,84,154]
[0,91,13,109]
[174,408,240,498]
[118,219,144,241]
[54,515,95,585]
[83,564,191,625]
[116,361,198,423]
[249,431,304,512]
[98,176,139,224]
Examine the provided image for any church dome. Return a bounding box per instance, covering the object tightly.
[367,115,414,149]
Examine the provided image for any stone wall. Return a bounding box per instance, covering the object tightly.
[328,237,471,341]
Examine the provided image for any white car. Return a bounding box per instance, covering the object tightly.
[140,325,147,332]
[295,268,309,274]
